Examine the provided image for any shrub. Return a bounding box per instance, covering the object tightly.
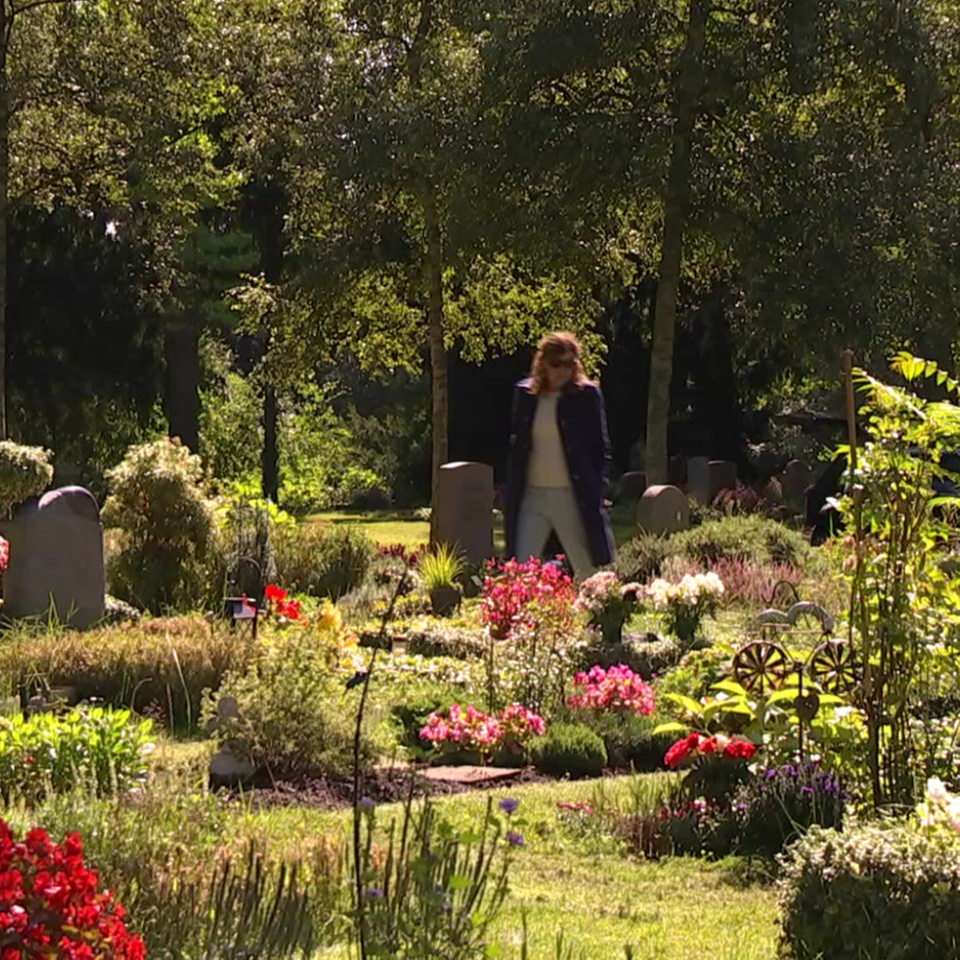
[616,533,674,583]
[654,646,732,703]
[212,623,382,781]
[0,615,253,730]
[580,711,675,771]
[778,822,960,960]
[582,634,684,680]
[671,515,810,569]
[530,722,607,779]
[102,438,217,612]
[0,706,153,801]
[273,522,374,599]
[0,440,54,516]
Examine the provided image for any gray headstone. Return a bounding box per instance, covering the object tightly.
[432,461,494,562]
[782,459,813,506]
[4,486,105,629]
[617,471,646,504]
[687,457,711,503]
[708,460,737,499]
[668,456,686,486]
[637,484,690,535]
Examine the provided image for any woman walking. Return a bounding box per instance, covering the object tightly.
[504,331,615,580]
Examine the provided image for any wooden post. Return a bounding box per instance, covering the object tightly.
[841,349,857,470]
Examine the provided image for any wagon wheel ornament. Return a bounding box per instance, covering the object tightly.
[808,639,861,694]
[733,640,790,694]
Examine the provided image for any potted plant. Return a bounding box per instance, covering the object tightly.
[574,570,643,644]
[420,543,466,617]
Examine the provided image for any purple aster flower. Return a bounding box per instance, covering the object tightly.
[506,830,525,847]
[364,887,384,900]
[499,797,520,816]
[359,796,375,811]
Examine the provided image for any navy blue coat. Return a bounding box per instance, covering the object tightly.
[504,378,615,567]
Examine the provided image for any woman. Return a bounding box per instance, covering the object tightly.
[504,331,615,580]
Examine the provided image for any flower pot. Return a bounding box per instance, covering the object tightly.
[429,585,461,618]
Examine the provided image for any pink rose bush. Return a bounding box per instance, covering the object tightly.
[420,703,546,760]
[568,664,656,717]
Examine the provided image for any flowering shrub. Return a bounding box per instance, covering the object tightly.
[479,558,577,640]
[0,821,145,958]
[568,664,655,717]
[708,557,801,606]
[664,731,756,769]
[0,536,8,573]
[646,572,725,645]
[419,703,545,760]
[917,777,960,833]
[574,571,643,634]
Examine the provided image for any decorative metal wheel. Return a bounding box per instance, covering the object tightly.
[808,639,860,694]
[733,640,790,694]
[787,601,835,635]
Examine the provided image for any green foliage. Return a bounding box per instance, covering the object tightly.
[579,711,674,772]
[778,822,960,960]
[212,628,382,781]
[214,481,286,598]
[419,543,466,591]
[615,533,673,583]
[0,441,54,516]
[0,706,152,801]
[102,438,218,612]
[356,795,513,959]
[653,646,732,704]
[530,723,607,780]
[671,516,810,569]
[0,615,253,730]
[583,635,684,681]
[840,353,960,805]
[273,522,374,599]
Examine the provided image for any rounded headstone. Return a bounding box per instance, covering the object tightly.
[637,485,690,535]
[616,471,646,504]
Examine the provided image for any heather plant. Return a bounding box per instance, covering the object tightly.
[103,437,217,612]
[0,440,53,516]
[708,557,802,607]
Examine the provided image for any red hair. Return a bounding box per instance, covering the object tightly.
[528,331,586,394]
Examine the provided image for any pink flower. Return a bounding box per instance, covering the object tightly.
[567,664,655,717]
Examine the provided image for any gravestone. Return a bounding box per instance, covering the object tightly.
[687,456,711,503]
[617,471,646,504]
[4,486,105,628]
[432,461,494,562]
[782,459,813,506]
[668,456,686,487]
[637,484,690,535]
[708,460,737,499]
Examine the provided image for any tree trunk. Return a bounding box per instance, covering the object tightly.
[262,383,279,502]
[163,317,200,451]
[644,0,710,485]
[423,185,448,539]
[0,4,9,441]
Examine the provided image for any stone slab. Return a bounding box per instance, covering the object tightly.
[420,765,523,785]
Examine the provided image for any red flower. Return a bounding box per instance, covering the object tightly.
[264,584,287,603]
[698,736,719,755]
[722,738,757,760]
[664,732,702,769]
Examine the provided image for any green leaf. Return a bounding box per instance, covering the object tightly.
[663,693,704,716]
[710,679,748,697]
[651,722,688,736]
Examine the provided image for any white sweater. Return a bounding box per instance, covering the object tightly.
[527,393,571,488]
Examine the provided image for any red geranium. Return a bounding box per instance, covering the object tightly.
[0,821,144,959]
[664,732,757,769]
[263,584,303,622]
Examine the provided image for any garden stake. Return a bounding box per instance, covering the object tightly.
[351,555,415,960]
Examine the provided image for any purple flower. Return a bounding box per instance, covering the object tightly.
[499,797,520,816]
[359,796,375,811]
[364,887,384,899]
[506,830,525,847]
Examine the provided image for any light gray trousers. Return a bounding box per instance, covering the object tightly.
[515,485,595,581]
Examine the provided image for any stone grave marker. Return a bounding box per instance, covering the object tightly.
[687,456,711,503]
[668,456,686,487]
[708,460,738,499]
[5,486,105,628]
[617,471,646,504]
[637,484,690,535]
[782,459,813,506]
[432,461,494,562]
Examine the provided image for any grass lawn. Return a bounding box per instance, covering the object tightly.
[226,774,779,960]
[306,502,640,553]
